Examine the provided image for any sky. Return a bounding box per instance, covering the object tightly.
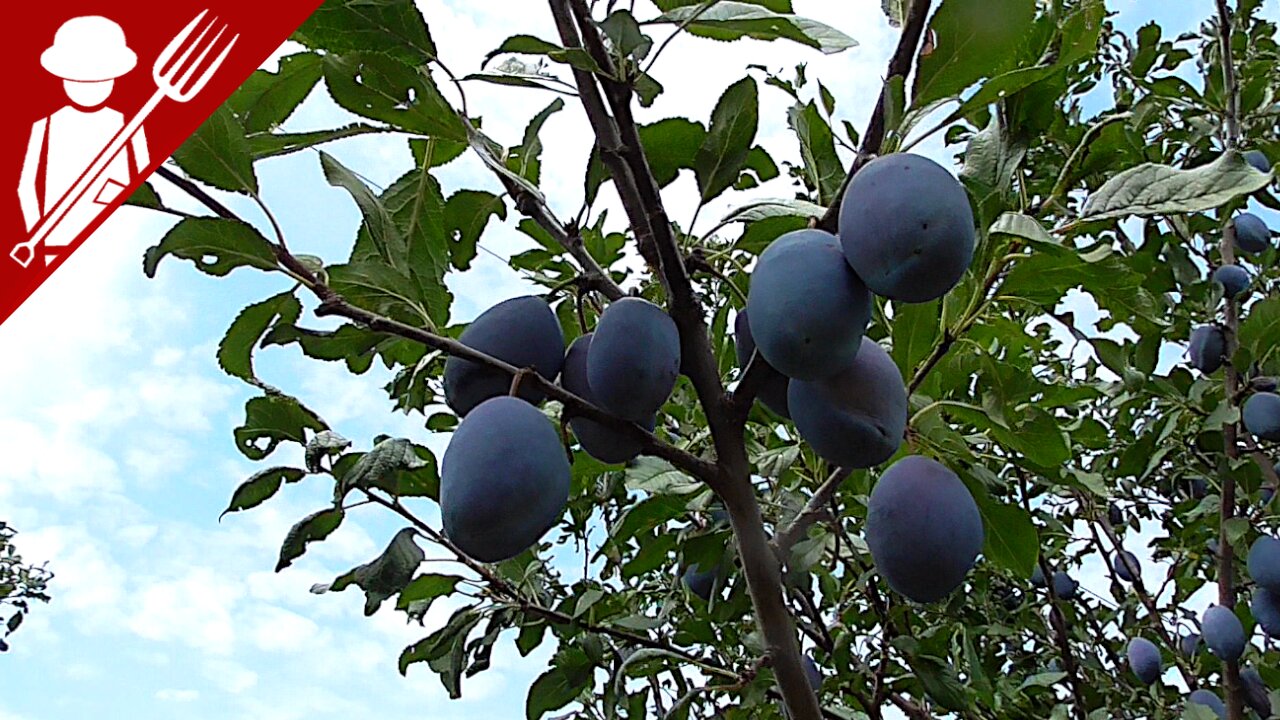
[0,1,1276,719]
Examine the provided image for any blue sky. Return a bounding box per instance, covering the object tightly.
[1,1,1276,718]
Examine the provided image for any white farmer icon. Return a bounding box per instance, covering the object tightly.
[11,10,239,268]
[17,16,150,266]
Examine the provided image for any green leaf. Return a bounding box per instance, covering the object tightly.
[911,655,969,711]
[891,301,941,377]
[263,323,385,374]
[323,53,466,140]
[654,0,792,10]
[788,101,845,204]
[443,190,506,271]
[234,394,327,461]
[142,217,278,279]
[227,52,323,133]
[586,118,707,204]
[248,123,391,160]
[171,105,259,195]
[321,151,407,271]
[126,181,162,209]
[276,507,344,572]
[1239,295,1280,366]
[601,10,651,59]
[311,528,424,615]
[912,0,1037,106]
[695,77,759,202]
[221,466,306,519]
[1018,671,1067,691]
[718,198,827,226]
[305,430,352,473]
[399,606,483,676]
[625,458,702,495]
[293,0,436,63]
[526,661,592,719]
[652,3,857,55]
[484,35,605,75]
[217,292,301,383]
[1081,150,1273,220]
[989,212,1058,250]
[326,260,437,328]
[335,437,430,500]
[396,573,463,617]
[974,498,1037,577]
[508,99,564,186]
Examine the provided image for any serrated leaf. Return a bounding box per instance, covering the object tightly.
[306,430,352,473]
[263,323,384,374]
[171,105,259,195]
[1081,150,1273,220]
[1237,295,1280,366]
[695,77,759,202]
[788,100,845,204]
[526,661,593,719]
[891,301,941,377]
[1018,671,1067,691]
[601,10,651,59]
[322,53,466,140]
[653,3,856,54]
[143,217,278,279]
[312,528,424,615]
[126,181,162,209]
[321,151,406,271]
[912,656,969,711]
[396,573,463,620]
[217,292,301,382]
[248,123,391,160]
[484,35,605,75]
[276,507,344,572]
[443,190,507,271]
[625,458,702,495]
[227,52,323,133]
[989,212,1058,249]
[912,0,1036,106]
[719,198,827,226]
[336,437,428,500]
[507,99,564,186]
[234,394,327,461]
[221,466,306,519]
[293,0,436,63]
[974,498,1037,577]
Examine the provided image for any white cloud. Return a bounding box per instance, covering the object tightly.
[128,567,244,656]
[155,689,200,702]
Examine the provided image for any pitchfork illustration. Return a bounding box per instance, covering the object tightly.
[11,10,238,268]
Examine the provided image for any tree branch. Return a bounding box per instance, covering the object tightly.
[771,468,851,559]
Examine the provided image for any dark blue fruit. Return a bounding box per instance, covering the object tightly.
[1249,535,1280,594]
[1245,150,1272,173]
[1108,503,1124,526]
[746,229,872,381]
[788,338,907,469]
[1031,564,1046,588]
[1252,588,1280,638]
[1188,689,1226,719]
[1188,325,1225,374]
[733,310,790,418]
[561,334,653,464]
[802,655,822,692]
[587,298,681,422]
[838,153,976,303]
[1235,212,1272,254]
[1179,632,1201,658]
[440,396,571,562]
[1201,605,1245,662]
[682,563,718,601]
[1245,392,1280,441]
[865,456,984,603]
[1127,637,1161,685]
[1114,551,1141,583]
[1192,478,1210,500]
[1242,666,1271,717]
[1052,571,1078,600]
[444,296,566,416]
[1212,264,1250,299]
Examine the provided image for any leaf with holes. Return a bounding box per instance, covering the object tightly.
[143,217,278,279]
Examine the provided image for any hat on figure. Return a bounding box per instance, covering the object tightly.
[41,16,138,82]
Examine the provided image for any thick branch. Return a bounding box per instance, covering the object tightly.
[816,0,934,234]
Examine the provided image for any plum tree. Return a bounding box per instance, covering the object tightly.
[865,455,983,603]
[837,153,975,303]
[587,297,681,422]
[1189,325,1226,374]
[1180,632,1202,658]
[1245,149,1272,173]
[745,229,872,380]
[439,396,571,562]
[1241,667,1271,717]
[443,296,565,416]
[1108,503,1124,526]
[802,655,822,692]
[733,310,790,418]
[1245,392,1280,441]
[1051,571,1078,601]
[1212,264,1251,299]
[682,563,718,601]
[1248,535,1280,594]
[1188,689,1228,719]
[1127,637,1161,685]
[787,337,907,469]
[1252,588,1280,638]
[1114,550,1141,583]
[1234,212,1272,254]
[560,334,653,464]
[1201,605,1246,662]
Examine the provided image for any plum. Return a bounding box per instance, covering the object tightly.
[587,297,681,422]
[746,229,872,380]
[1179,632,1201,658]
[802,655,823,692]
[1212,264,1250,299]
[440,396,571,562]
[1245,392,1280,441]
[561,334,654,464]
[1188,325,1226,374]
[1052,571,1078,601]
[682,563,718,601]
[865,456,983,603]
[1108,503,1124,526]
[733,309,790,418]
[443,296,566,416]
[1251,587,1280,639]
[838,153,976,303]
[1249,535,1280,594]
[1245,149,1272,173]
[1031,564,1046,588]
[1188,689,1227,719]
[1113,550,1141,583]
[788,337,907,469]
[1242,666,1272,717]
[1201,605,1245,662]
[1235,212,1272,254]
[1127,637,1161,685]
